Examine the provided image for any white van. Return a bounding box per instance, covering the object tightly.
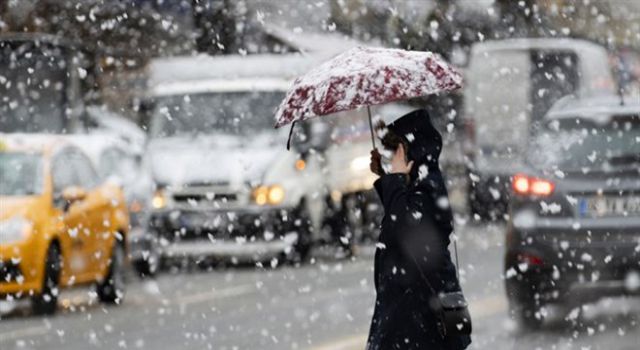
[141,53,346,264]
[463,38,616,219]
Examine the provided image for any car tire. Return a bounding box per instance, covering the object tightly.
[31,243,61,316]
[321,195,357,258]
[509,299,545,331]
[97,242,126,304]
[467,184,489,221]
[340,194,361,257]
[133,240,160,278]
[288,203,313,264]
[134,257,158,278]
[506,277,546,330]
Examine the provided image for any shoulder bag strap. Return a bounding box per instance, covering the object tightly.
[453,237,461,280]
[410,254,438,296]
[411,234,462,295]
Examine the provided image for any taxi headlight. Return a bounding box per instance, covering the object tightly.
[253,185,285,205]
[0,217,32,244]
[152,189,167,209]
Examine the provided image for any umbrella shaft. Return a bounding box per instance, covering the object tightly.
[367,106,376,148]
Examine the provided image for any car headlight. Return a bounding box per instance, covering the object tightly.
[0,217,32,244]
[152,189,167,209]
[350,156,370,172]
[253,185,285,206]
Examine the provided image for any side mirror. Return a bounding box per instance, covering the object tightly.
[61,186,87,211]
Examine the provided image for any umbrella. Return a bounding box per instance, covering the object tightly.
[274,46,463,149]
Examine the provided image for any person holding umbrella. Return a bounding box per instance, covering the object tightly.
[366,110,471,349]
[274,47,471,349]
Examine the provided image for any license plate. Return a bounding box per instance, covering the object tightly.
[579,196,640,217]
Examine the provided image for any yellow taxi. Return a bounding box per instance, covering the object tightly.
[0,135,129,315]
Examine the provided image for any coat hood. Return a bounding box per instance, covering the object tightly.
[386,109,442,182]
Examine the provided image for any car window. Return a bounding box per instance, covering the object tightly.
[99,147,125,178]
[149,91,284,138]
[69,149,99,189]
[52,150,79,195]
[530,51,579,128]
[0,152,43,196]
[528,116,640,170]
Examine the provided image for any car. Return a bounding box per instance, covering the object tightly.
[0,134,129,315]
[67,133,157,277]
[139,53,341,265]
[463,38,616,220]
[504,95,640,330]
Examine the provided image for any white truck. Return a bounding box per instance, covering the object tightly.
[141,53,350,265]
[463,38,616,219]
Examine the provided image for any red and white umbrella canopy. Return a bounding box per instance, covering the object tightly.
[274,46,463,128]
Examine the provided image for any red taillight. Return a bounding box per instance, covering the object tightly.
[517,253,544,266]
[512,173,555,197]
[531,179,554,196]
[513,174,530,194]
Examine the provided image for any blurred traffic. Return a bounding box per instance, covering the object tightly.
[0,134,129,315]
[1,1,639,349]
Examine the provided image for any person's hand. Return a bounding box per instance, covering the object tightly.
[370,149,383,176]
[390,144,413,175]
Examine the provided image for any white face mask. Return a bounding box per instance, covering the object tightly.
[379,147,394,174]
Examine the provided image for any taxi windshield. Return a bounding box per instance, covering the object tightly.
[0,152,44,196]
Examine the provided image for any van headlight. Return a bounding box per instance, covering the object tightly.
[152,189,167,209]
[0,217,32,244]
[253,185,285,206]
[350,156,370,172]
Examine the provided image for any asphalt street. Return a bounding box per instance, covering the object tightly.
[1,222,638,350]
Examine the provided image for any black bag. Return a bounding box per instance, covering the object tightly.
[435,291,472,337]
[412,240,472,338]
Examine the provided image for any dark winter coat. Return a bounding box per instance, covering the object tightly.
[366,109,471,350]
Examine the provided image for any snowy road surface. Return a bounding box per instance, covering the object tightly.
[1,223,638,350]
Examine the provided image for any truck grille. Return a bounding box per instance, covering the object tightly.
[170,185,241,208]
[173,193,237,203]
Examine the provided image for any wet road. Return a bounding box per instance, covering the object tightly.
[1,222,638,350]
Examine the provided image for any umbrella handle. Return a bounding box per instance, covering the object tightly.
[367,106,376,148]
[286,121,296,151]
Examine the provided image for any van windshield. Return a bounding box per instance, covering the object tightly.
[468,49,579,155]
[149,91,285,138]
[0,41,68,133]
[528,117,640,171]
[0,152,43,196]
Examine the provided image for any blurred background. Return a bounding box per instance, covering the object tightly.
[0,1,639,349]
